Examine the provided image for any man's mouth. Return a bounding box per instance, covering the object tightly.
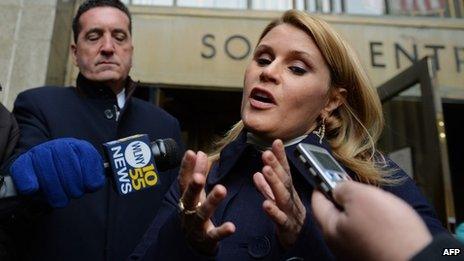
[97,61,117,66]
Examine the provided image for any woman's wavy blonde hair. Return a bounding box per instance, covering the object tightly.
[210,10,397,185]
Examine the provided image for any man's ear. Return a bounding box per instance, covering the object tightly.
[70,43,78,66]
[322,88,347,117]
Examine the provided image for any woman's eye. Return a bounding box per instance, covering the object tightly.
[257,58,271,66]
[289,66,307,75]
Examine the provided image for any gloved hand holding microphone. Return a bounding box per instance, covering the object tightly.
[10,138,105,208]
[8,135,181,208]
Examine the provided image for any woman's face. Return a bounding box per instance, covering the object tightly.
[241,23,336,142]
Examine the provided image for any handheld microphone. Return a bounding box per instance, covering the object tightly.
[103,134,181,195]
[103,137,181,172]
[0,136,181,198]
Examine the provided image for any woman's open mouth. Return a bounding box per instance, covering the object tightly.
[249,88,276,109]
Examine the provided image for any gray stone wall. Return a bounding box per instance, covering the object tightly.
[0,0,58,110]
[46,0,75,88]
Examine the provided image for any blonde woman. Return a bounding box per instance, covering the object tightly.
[138,10,445,260]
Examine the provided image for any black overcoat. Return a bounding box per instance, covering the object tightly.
[8,74,183,261]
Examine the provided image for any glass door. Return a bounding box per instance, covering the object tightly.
[377,57,455,231]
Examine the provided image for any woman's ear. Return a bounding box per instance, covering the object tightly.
[322,88,347,117]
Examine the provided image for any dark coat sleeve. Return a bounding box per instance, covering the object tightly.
[0,104,19,168]
[0,103,21,260]
[129,181,216,261]
[0,92,56,260]
[0,103,21,216]
[10,91,51,156]
[411,233,464,261]
[0,90,51,202]
[1,89,52,180]
[382,160,446,235]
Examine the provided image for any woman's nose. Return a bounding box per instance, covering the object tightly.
[259,62,281,84]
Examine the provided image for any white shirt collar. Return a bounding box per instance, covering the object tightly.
[116,88,126,109]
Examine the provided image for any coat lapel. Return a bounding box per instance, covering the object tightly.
[207,132,251,222]
[206,132,249,187]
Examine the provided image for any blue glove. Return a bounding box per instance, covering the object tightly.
[10,138,105,208]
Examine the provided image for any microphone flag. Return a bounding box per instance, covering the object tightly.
[104,134,159,195]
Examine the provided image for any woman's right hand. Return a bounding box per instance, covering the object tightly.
[178,150,236,255]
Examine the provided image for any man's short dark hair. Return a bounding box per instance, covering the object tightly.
[72,0,132,43]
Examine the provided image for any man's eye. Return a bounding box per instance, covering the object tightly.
[289,66,307,75]
[114,33,127,41]
[257,58,271,66]
[87,34,99,41]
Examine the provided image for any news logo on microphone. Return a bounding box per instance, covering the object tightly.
[104,134,159,195]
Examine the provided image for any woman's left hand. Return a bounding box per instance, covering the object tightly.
[253,139,306,249]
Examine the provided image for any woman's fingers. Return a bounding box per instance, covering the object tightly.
[258,140,306,248]
[178,150,197,192]
[253,172,275,201]
[193,151,208,176]
[263,199,288,226]
[178,152,235,254]
[180,151,209,210]
[181,172,206,210]
[196,185,228,222]
[207,221,236,242]
[182,184,236,254]
[272,140,291,174]
[262,150,291,187]
[262,166,291,210]
[261,146,301,212]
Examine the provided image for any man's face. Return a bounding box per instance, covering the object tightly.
[71,7,133,86]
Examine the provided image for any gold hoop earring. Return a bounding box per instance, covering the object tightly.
[313,117,326,144]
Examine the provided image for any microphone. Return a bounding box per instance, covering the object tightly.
[103,138,181,172]
[0,136,181,198]
[103,134,181,195]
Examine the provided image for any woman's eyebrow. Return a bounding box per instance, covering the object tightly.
[255,44,272,52]
[288,50,313,60]
[288,50,316,68]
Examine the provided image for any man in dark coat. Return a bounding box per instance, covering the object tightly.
[0,103,19,168]
[5,1,183,260]
[0,101,20,261]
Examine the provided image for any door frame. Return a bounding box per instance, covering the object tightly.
[377,57,455,230]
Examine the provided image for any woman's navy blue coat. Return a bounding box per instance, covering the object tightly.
[139,131,445,260]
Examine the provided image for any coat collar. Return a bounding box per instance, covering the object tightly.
[75,73,138,105]
[207,131,250,186]
[207,131,335,188]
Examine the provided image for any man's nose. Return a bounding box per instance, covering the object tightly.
[259,62,281,85]
[100,35,115,56]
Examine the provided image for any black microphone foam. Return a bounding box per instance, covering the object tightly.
[151,138,182,172]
